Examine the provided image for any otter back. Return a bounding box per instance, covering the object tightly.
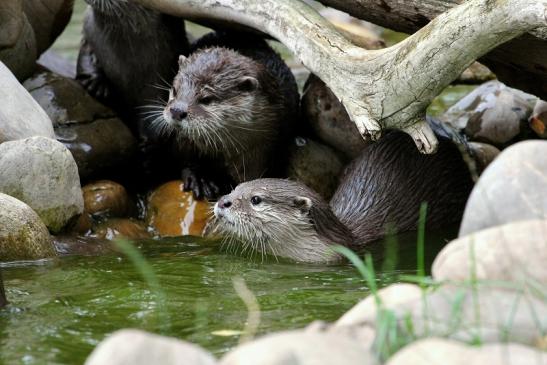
[331,131,473,244]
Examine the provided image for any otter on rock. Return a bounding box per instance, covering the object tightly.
[77,0,189,139]
[158,32,299,200]
[210,132,474,263]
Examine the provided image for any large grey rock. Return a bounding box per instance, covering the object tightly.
[0,136,84,233]
[24,71,137,179]
[220,329,377,365]
[386,338,546,365]
[301,74,368,159]
[0,62,54,143]
[85,329,216,365]
[287,136,345,200]
[440,81,537,146]
[459,140,547,236]
[434,219,547,284]
[336,283,546,347]
[0,193,56,261]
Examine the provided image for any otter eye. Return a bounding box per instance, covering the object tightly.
[199,96,213,105]
[250,196,262,205]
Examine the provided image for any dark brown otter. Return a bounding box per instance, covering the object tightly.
[210,131,473,263]
[156,31,299,200]
[76,0,189,142]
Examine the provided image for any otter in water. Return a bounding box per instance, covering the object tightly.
[210,132,473,263]
[77,0,189,140]
[156,31,299,199]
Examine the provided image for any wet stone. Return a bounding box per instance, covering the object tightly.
[23,70,137,180]
[146,181,211,237]
[82,180,136,219]
[90,218,151,241]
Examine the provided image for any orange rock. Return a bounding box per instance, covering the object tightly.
[82,180,135,218]
[91,218,150,241]
[146,180,211,237]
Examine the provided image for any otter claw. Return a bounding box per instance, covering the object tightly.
[181,168,220,200]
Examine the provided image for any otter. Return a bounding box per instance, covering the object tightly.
[210,131,474,263]
[156,31,299,199]
[76,0,189,141]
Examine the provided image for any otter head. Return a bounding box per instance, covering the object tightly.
[163,48,275,154]
[211,179,355,263]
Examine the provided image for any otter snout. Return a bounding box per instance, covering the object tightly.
[214,196,232,218]
[169,106,188,121]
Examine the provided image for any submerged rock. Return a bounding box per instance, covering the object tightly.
[91,218,151,241]
[52,235,115,256]
[146,181,211,237]
[301,74,368,159]
[85,329,216,365]
[23,71,137,179]
[0,193,56,261]
[440,81,537,146]
[386,338,546,365]
[220,329,377,365]
[0,62,54,143]
[0,136,84,233]
[287,137,345,200]
[459,140,547,236]
[433,219,547,284]
[82,180,136,219]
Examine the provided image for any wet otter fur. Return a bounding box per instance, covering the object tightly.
[77,0,189,139]
[156,31,299,199]
[211,131,473,263]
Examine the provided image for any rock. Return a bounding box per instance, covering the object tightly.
[0,136,84,233]
[37,50,76,79]
[287,137,345,200]
[22,0,73,55]
[459,140,547,236]
[0,62,54,143]
[529,100,547,138]
[440,81,537,146]
[0,0,24,48]
[85,329,216,365]
[386,338,546,365]
[220,329,377,365]
[0,193,56,261]
[336,283,546,347]
[82,180,135,219]
[23,71,137,179]
[467,142,500,174]
[146,181,210,237]
[456,62,496,84]
[52,235,115,256]
[433,219,547,284]
[0,13,37,81]
[301,74,368,159]
[91,218,151,241]
[336,284,422,327]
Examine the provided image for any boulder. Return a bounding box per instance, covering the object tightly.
[287,137,345,200]
[386,338,546,365]
[433,219,547,284]
[0,136,84,233]
[0,193,56,261]
[301,74,368,159]
[146,181,210,237]
[0,62,54,143]
[23,71,137,179]
[459,140,547,236]
[439,81,537,146]
[336,283,546,347]
[220,329,377,365]
[82,180,135,219]
[85,329,216,365]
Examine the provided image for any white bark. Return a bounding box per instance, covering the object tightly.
[133,0,547,153]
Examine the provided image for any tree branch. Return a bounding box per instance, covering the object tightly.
[132,0,547,153]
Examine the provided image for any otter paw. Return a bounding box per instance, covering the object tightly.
[181,168,221,200]
[79,73,111,101]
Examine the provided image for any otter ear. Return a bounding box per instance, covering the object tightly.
[293,196,312,215]
[238,76,259,92]
[178,55,188,68]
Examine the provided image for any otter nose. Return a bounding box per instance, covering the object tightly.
[170,107,188,121]
[218,197,232,209]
